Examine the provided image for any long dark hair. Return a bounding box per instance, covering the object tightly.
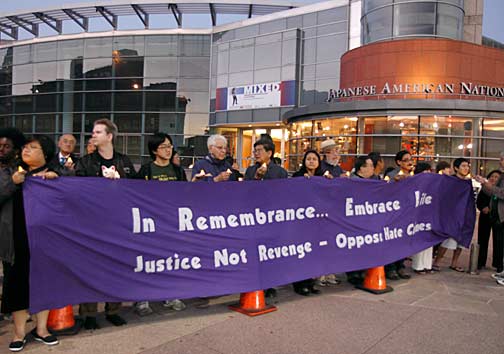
[298,149,323,176]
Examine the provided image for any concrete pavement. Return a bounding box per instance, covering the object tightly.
[1,252,503,354]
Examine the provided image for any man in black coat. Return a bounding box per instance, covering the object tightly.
[49,134,79,176]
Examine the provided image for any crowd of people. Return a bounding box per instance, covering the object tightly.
[1,118,504,352]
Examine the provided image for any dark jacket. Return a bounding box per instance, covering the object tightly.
[321,160,343,177]
[0,166,18,264]
[48,152,79,176]
[75,151,136,178]
[482,174,504,223]
[191,154,237,182]
[137,162,187,181]
[245,162,288,180]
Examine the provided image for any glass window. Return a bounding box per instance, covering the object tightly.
[33,62,57,83]
[229,71,253,86]
[234,25,259,39]
[145,35,178,57]
[315,78,340,103]
[259,20,286,34]
[303,39,316,64]
[113,36,144,56]
[229,47,253,73]
[113,56,144,77]
[179,35,210,56]
[57,59,84,80]
[12,84,33,96]
[34,42,57,63]
[144,79,176,90]
[301,80,315,106]
[84,38,112,58]
[178,78,209,92]
[362,6,393,43]
[13,46,32,65]
[177,92,208,113]
[84,79,111,91]
[437,4,464,39]
[316,61,340,79]
[394,3,435,37]
[482,118,504,172]
[179,57,209,77]
[281,65,296,81]
[14,114,33,131]
[420,116,474,160]
[316,33,347,62]
[363,0,392,13]
[13,64,33,84]
[144,57,178,78]
[216,74,228,88]
[217,50,229,75]
[114,92,143,111]
[254,43,281,70]
[302,64,316,80]
[35,94,57,113]
[317,22,348,36]
[35,114,56,132]
[282,40,297,66]
[0,97,12,114]
[363,116,419,155]
[0,116,12,128]
[84,113,111,132]
[84,58,112,78]
[0,48,13,67]
[84,92,111,111]
[317,7,348,24]
[58,40,84,60]
[145,91,176,111]
[254,68,281,83]
[115,78,143,91]
[114,113,142,133]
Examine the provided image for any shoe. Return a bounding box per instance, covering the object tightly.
[491,271,504,280]
[83,316,100,330]
[294,287,310,296]
[397,269,411,279]
[431,265,441,272]
[163,299,186,311]
[386,271,400,280]
[497,278,504,286]
[449,266,465,273]
[9,338,26,352]
[30,329,58,346]
[325,275,341,285]
[194,298,210,309]
[105,314,127,326]
[414,269,427,275]
[424,269,435,274]
[135,301,153,316]
[310,287,321,295]
[265,288,277,298]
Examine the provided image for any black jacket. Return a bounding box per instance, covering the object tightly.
[75,151,136,178]
[48,152,79,176]
[245,162,288,180]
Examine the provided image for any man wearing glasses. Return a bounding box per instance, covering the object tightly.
[191,134,236,182]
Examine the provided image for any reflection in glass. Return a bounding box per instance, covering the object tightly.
[58,40,84,61]
[14,114,33,131]
[362,7,393,43]
[145,36,178,57]
[35,94,57,113]
[144,57,178,78]
[13,46,31,65]
[35,114,56,132]
[84,38,112,58]
[114,92,143,111]
[113,36,145,56]
[114,113,142,133]
[113,56,144,77]
[34,42,57,62]
[84,58,112,78]
[85,92,111,111]
[145,91,176,111]
[394,3,435,36]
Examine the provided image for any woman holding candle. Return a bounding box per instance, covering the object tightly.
[291,150,337,295]
[1,134,59,352]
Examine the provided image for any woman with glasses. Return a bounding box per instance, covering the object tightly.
[2,134,59,352]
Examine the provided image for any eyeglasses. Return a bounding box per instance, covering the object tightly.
[253,148,266,154]
[158,144,173,150]
[212,145,227,150]
[22,145,42,151]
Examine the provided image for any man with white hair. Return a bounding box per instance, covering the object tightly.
[191,134,236,182]
[320,139,344,177]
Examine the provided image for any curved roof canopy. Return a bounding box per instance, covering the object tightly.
[0,0,300,40]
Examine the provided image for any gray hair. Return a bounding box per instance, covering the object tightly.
[207,134,227,149]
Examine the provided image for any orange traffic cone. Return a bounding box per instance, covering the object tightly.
[356,266,393,294]
[47,305,81,335]
[229,290,277,317]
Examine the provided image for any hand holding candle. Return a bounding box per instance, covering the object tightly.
[12,166,27,185]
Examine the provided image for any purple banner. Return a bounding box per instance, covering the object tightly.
[24,174,475,312]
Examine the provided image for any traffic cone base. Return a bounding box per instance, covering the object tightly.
[229,290,278,317]
[47,305,82,336]
[356,266,394,295]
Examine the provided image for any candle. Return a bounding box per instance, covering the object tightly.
[226,168,232,173]
[410,171,414,176]
[384,175,390,182]
[67,157,73,164]
[345,171,350,177]
[438,170,443,175]
[261,163,267,169]
[17,166,25,173]
[466,173,472,179]
[323,170,330,177]
[238,177,244,182]
[398,170,404,175]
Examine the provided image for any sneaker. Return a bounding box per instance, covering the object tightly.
[135,301,153,316]
[163,299,186,311]
[83,316,100,330]
[30,329,58,346]
[325,275,341,285]
[9,338,26,352]
[491,271,504,280]
[497,278,504,286]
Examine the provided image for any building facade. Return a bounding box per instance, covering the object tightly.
[0,0,502,172]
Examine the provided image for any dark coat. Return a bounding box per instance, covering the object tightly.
[75,151,136,178]
[245,162,288,180]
